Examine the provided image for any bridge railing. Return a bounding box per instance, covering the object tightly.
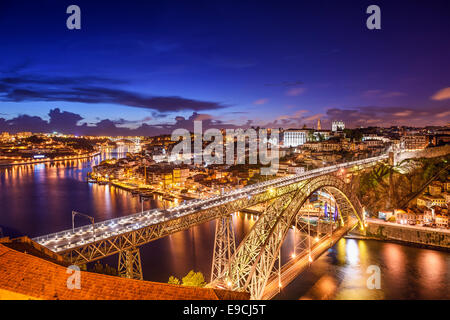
[32,208,161,244]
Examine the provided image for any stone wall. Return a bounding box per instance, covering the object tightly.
[395,145,450,164]
[354,221,450,248]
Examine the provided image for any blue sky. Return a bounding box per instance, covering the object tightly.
[0,0,449,135]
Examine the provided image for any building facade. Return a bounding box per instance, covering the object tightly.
[331,120,345,132]
[400,134,428,151]
[283,129,308,147]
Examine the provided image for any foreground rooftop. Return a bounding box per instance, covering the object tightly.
[0,243,249,300]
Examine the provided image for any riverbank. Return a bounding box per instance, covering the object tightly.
[0,151,101,167]
[108,180,197,202]
[344,234,450,252]
[349,219,450,251]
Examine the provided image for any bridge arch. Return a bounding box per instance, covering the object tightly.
[219,174,364,299]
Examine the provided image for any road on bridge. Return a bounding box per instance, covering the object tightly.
[262,220,357,300]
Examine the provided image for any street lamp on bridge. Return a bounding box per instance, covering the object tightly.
[72,211,96,240]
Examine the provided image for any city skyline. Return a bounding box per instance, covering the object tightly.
[0,1,449,303]
[1,0,450,135]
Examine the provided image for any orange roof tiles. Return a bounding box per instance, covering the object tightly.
[0,245,249,300]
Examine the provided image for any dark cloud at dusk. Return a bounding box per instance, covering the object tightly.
[1,103,449,137]
[325,105,450,128]
[0,74,228,113]
[0,109,244,136]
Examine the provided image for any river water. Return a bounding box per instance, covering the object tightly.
[0,149,448,299]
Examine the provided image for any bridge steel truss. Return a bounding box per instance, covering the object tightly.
[118,246,143,280]
[210,215,236,283]
[215,174,364,300]
[56,174,365,293]
[58,175,330,265]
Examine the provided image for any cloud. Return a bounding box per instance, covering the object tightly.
[48,109,83,131]
[0,109,243,136]
[303,113,324,121]
[0,74,229,113]
[326,105,450,128]
[362,90,382,98]
[264,80,304,87]
[431,87,450,101]
[112,117,153,127]
[191,113,213,121]
[3,114,49,133]
[286,87,305,96]
[362,90,407,99]
[392,110,413,117]
[255,109,315,128]
[382,91,406,98]
[293,109,309,117]
[0,75,125,86]
[436,110,450,118]
[253,98,269,105]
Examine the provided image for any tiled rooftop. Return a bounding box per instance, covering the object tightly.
[0,244,249,300]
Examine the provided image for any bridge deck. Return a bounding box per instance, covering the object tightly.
[262,221,357,300]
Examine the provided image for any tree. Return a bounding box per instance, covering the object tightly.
[343,128,363,142]
[307,131,316,142]
[317,133,325,142]
[168,276,181,285]
[357,154,450,215]
[25,135,45,144]
[181,270,206,287]
[90,261,117,276]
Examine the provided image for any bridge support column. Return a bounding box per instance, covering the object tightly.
[118,247,143,280]
[210,214,236,283]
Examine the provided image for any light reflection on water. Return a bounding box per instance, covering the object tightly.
[1,150,449,299]
[275,238,449,300]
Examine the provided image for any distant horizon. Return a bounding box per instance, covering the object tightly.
[1,106,449,138]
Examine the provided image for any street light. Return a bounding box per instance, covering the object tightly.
[72,211,96,240]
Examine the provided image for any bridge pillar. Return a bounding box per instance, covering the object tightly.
[118,247,143,280]
[210,214,236,283]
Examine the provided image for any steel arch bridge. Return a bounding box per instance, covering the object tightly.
[211,174,364,300]
[33,154,388,282]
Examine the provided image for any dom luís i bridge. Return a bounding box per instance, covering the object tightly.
[33,152,395,299]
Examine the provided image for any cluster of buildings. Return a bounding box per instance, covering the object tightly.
[87,121,450,201]
[1,131,33,142]
[280,122,450,169]
[281,120,449,151]
[379,179,450,229]
[0,132,109,165]
[89,149,268,197]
